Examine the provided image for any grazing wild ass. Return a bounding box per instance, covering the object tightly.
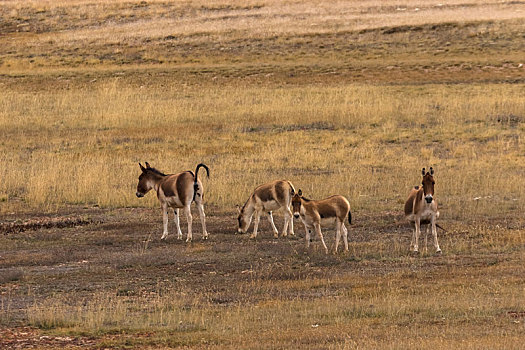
[237,180,295,238]
[292,190,352,254]
[404,167,441,253]
[136,162,210,242]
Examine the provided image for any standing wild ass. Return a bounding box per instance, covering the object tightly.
[292,190,352,254]
[237,180,295,238]
[136,162,210,242]
[404,167,441,253]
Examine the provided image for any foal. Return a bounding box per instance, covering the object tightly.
[292,190,352,254]
[404,167,441,253]
[136,162,209,242]
[237,180,295,238]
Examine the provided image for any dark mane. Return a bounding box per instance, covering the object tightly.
[240,197,250,213]
[147,167,167,176]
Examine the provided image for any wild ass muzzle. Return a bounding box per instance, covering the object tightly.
[404,167,441,253]
[136,162,210,242]
[292,190,352,254]
[237,180,295,238]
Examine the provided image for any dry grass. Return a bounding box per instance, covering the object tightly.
[1,83,523,217]
[1,207,524,348]
[1,0,524,349]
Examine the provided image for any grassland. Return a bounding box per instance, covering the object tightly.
[1,0,524,349]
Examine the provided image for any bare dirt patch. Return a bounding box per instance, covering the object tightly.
[1,208,523,342]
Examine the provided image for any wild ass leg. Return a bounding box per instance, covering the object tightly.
[305,226,312,248]
[250,210,261,239]
[413,218,421,252]
[334,221,342,254]
[314,223,329,254]
[161,203,169,240]
[342,223,349,252]
[431,215,441,253]
[282,207,294,237]
[281,211,289,237]
[173,208,183,240]
[196,201,208,240]
[266,212,279,238]
[184,204,193,242]
[410,222,416,251]
[424,225,430,253]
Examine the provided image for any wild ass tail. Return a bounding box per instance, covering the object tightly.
[288,181,296,196]
[348,209,352,225]
[193,163,210,202]
[436,223,447,232]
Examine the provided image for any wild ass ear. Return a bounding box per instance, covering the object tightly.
[145,162,151,169]
[139,163,146,172]
[421,168,426,176]
[430,167,434,175]
[298,189,302,196]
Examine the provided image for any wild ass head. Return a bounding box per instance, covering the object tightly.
[292,189,304,219]
[237,205,252,234]
[421,167,435,204]
[136,162,166,198]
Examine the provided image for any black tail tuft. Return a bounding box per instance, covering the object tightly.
[193,163,210,202]
[348,210,352,225]
[436,223,447,232]
[195,163,210,179]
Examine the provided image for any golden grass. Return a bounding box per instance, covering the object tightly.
[25,253,524,349]
[1,82,523,217]
[1,1,524,349]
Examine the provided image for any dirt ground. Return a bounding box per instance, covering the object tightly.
[1,204,523,348]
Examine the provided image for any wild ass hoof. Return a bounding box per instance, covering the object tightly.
[202,235,209,241]
[161,234,168,240]
[186,237,192,243]
[435,249,442,255]
[249,234,256,239]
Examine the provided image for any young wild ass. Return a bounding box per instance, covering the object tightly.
[292,190,352,254]
[237,180,295,238]
[136,162,210,242]
[404,167,441,253]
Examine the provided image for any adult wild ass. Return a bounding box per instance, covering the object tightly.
[237,180,295,238]
[136,162,210,242]
[404,167,441,253]
[292,190,352,254]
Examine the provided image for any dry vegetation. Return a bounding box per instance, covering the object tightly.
[0,0,524,349]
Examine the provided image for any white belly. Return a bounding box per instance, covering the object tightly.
[320,217,337,227]
[166,196,184,208]
[262,200,281,212]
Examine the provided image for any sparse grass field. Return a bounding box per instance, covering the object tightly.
[1,0,524,349]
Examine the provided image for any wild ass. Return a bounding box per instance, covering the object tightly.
[404,167,441,253]
[237,180,295,238]
[292,190,352,254]
[136,162,210,242]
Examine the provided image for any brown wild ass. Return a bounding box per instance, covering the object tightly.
[237,180,295,238]
[136,162,210,242]
[292,190,352,254]
[404,167,441,253]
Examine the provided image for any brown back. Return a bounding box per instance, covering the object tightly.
[404,187,423,216]
[160,171,194,201]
